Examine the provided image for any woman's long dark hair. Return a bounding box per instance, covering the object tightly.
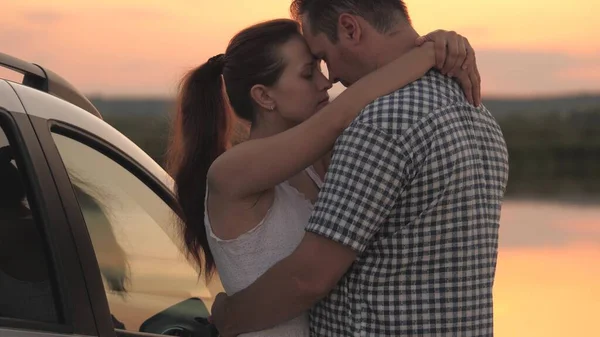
[167,19,302,279]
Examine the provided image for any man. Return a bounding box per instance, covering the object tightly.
[211,0,509,336]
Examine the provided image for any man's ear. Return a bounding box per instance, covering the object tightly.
[250,84,276,111]
[337,13,362,44]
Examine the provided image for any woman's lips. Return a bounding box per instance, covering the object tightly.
[317,97,330,109]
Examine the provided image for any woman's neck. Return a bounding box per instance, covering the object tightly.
[248,115,295,141]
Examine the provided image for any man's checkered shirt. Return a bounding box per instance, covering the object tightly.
[306,70,509,336]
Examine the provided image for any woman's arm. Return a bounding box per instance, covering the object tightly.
[209,43,436,199]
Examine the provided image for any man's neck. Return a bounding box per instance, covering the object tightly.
[369,25,420,70]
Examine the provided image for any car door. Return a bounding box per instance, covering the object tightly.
[0,81,98,337]
[27,105,221,337]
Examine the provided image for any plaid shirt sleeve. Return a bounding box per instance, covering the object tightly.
[305,121,406,254]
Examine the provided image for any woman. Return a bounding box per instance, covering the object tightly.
[167,19,477,336]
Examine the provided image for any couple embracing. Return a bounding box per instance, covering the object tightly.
[167,0,509,336]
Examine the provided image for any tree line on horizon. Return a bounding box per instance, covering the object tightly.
[93,96,600,201]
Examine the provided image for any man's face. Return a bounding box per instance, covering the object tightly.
[301,16,365,87]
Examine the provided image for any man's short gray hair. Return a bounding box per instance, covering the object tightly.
[290,0,410,42]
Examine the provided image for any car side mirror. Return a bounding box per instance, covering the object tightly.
[139,297,218,337]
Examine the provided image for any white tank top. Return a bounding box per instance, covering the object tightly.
[205,166,323,337]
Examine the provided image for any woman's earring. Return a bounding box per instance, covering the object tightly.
[269,105,275,111]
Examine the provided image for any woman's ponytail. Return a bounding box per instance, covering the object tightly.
[167,54,231,279]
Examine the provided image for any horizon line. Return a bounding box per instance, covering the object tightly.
[87,90,600,101]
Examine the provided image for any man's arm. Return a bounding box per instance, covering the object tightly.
[212,233,356,336]
[211,122,406,336]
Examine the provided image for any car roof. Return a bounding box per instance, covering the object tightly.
[0,52,174,191]
[0,52,101,118]
[0,79,25,114]
[1,79,174,191]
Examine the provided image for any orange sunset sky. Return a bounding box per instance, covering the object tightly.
[1,0,599,98]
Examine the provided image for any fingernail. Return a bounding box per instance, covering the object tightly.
[448,72,454,77]
[462,65,467,70]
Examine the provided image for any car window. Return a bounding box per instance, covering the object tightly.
[50,132,223,334]
[0,123,62,325]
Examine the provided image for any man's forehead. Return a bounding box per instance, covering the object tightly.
[299,14,312,35]
[298,17,324,55]
[303,36,322,58]
[299,14,323,41]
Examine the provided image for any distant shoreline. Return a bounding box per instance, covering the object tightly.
[94,94,600,199]
[86,92,600,102]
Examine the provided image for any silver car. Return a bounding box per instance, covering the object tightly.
[0,53,221,337]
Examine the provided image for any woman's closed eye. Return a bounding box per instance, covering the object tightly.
[302,69,313,79]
